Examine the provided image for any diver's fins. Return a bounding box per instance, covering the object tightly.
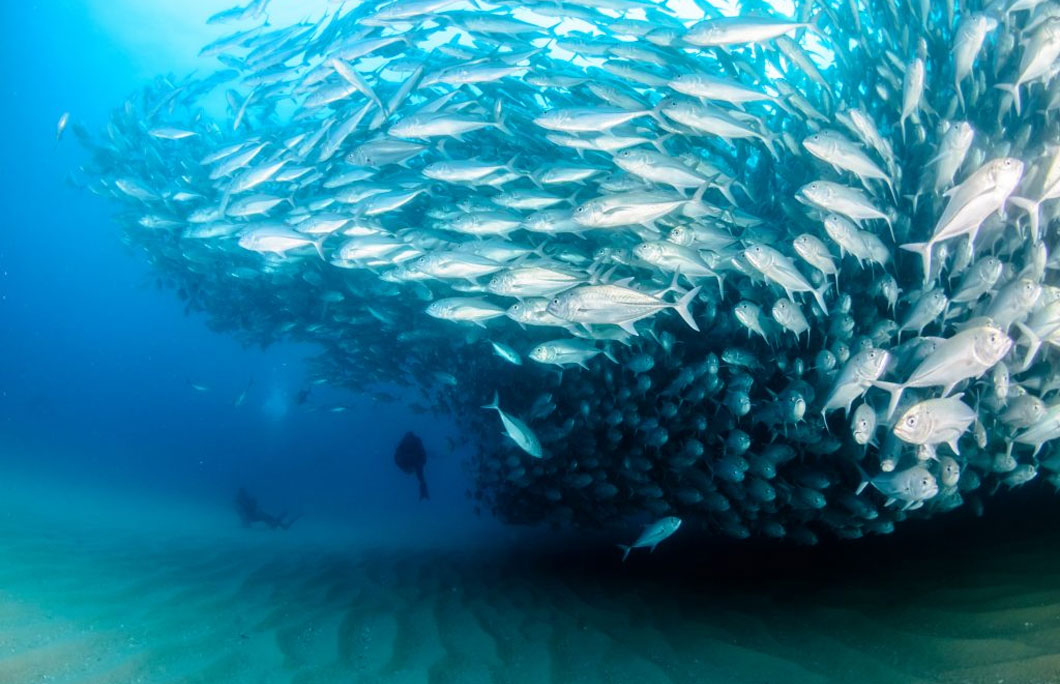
[417,467,430,501]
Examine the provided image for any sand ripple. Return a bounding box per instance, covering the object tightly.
[1,502,1060,683]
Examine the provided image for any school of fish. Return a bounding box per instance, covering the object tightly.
[67,0,1060,545]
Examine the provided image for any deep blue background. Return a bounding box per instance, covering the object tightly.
[0,2,485,534]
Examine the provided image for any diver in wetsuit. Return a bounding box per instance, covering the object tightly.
[394,432,430,500]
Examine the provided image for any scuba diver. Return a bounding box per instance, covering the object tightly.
[393,431,430,500]
[234,487,299,530]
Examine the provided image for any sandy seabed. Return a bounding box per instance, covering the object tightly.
[1,471,1060,684]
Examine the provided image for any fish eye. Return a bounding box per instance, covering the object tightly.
[906,416,916,427]
[551,297,560,305]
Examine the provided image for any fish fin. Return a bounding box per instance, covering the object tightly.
[1008,196,1041,242]
[812,282,829,316]
[717,180,738,206]
[947,439,960,456]
[873,380,904,420]
[854,461,870,495]
[647,99,668,127]
[654,271,681,298]
[617,320,640,336]
[650,132,674,154]
[690,182,708,205]
[617,544,632,562]
[1015,321,1041,371]
[993,83,1021,115]
[602,345,619,364]
[312,236,327,260]
[492,99,511,136]
[672,286,701,332]
[505,153,522,177]
[481,391,500,411]
[218,186,233,216]
[899,241,932,284]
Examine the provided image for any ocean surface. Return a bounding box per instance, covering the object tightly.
[3,0,1060,682]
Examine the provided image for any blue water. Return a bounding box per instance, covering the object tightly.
[0,1,485,537]
[4,2,1060,683]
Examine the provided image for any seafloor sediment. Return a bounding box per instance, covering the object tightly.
[2,472,1060,684]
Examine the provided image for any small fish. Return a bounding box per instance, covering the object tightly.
[893,395,977,455]
[56,112,70,142]
[851,403,877,446]
[617,516,682,561]
[490,341,522,365]
[861,466,939,510]
[482,392,542,458]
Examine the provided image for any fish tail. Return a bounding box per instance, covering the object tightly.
[505,153,522,177]
[899,241,932,283]
[689,181,708,205]
[312,236,327,260]
[650,132,674,154]
[673,286,702,332]
[993,83,1021,115]
[1015,321,1041,372]
[647,98,668,127]
[492,99,511,136]
[884,176,898,208]
[481,391,500,411]
[873,380,904,420]
[655,270,681,298]
[218,186,233,216]
[854,460,870,496]
[803,7,824,37]
[1008,196,1041,242]
[617,544,632,562]
[718,180,739,205]
[812,283,829,316]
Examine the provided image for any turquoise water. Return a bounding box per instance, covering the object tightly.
[1,471,1060,683]
[3,0,1060,681]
